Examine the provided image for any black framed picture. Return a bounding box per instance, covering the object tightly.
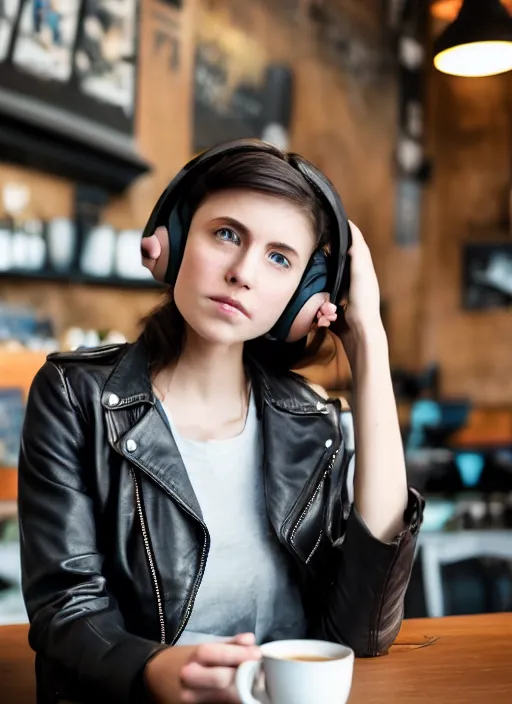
[192,4,268,152]
[462,242,512,310]
[0,0,141,136]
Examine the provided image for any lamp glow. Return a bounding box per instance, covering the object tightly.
[434,40,512,77]
[433,0,512,77]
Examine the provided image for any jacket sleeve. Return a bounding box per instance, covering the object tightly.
[18,361,166,703]
[311,448,424,658]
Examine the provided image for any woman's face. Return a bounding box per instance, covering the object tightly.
[173,189,317,346]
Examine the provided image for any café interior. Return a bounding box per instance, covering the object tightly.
[1,0,512,701]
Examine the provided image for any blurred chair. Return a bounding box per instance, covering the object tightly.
[419,529,512,617]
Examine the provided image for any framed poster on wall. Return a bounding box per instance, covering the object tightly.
[0,0,140,134]
[462,243,512,310]
[0,0,149,191]
[192,4,268,152]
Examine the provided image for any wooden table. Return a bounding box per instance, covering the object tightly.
[351,613,512,702]
[2,614,512,702]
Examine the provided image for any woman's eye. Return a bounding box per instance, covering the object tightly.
[269,252,290,269]
[215,227,240,244]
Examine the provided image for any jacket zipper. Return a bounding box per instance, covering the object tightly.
[290,449,339,560]
[130,468,210,646]
[171,527,209,645]
[131,469,167,644]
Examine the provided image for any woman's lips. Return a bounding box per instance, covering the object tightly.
[209,296,250,318]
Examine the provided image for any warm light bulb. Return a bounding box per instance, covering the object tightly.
[434,40,512,76]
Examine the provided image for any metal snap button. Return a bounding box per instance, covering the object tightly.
[126,439,137,453]
[325,439,333,448]
[108,393,120,407]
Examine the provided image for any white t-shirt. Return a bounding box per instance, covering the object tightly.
[158,393,307,645]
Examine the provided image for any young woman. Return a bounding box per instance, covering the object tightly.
[18,140,423,704]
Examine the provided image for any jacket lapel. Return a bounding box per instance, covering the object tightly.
[101,339,341,534]
[116,404,203,522]
[250,359,341,540]
[102,341,203,522]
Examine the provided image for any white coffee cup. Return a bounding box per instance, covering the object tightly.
[236,639,354,704]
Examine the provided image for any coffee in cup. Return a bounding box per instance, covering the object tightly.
[236,638,354,704]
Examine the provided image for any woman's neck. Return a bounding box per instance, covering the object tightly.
[153,328,249,440]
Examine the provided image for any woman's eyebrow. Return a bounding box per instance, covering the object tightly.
[209,216,251,237]
[269,241,299,257]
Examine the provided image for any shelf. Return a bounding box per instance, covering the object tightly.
[0,86,151,194]
[0,270,165,291]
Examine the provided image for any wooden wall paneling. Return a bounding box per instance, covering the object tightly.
[420,64,512,404]
[0,0,510,404]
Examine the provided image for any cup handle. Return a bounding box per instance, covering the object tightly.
[236,660,267,704]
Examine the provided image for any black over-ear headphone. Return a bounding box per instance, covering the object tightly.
[142,139,352,341]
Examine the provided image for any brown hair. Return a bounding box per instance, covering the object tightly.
[140,149,333,376]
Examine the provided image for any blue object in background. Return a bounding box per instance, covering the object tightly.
[0,388,25,468]
[455,452,485,488]
[439,400,471,431]
[407,399,442,452]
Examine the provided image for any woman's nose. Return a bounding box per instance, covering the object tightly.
[225,251,258,289]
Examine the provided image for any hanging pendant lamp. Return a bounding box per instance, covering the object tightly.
[433,0,512,77]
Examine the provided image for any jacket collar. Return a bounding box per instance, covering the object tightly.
[101,339,154,409]
[101,338,338,532]
[101,337,331,416]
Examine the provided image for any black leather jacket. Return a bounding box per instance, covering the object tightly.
[18,339,424,704]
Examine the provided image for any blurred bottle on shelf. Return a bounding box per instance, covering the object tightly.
[2,182,48,275]
[79,223,116,278]
[46,217,77,273]
[61,327,126,351]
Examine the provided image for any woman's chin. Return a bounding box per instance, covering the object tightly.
[184,319,248,348]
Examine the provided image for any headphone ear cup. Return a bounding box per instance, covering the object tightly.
[268,249,328,342]
[141,226,171,283]
[286,292,330,343]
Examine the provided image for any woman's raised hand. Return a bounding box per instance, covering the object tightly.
[144,633,261,703]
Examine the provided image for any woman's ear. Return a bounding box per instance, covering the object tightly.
[286,292,329,343]
[141,226,170,282]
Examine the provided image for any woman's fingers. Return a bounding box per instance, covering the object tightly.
[181,685,242,703]
[347,220,365,247]
[180,635,261,703]
[316,300,338,327]
[194,641,261,668]
[231,632,256,646]
[181,662,235,690]
[317,302,337,318]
